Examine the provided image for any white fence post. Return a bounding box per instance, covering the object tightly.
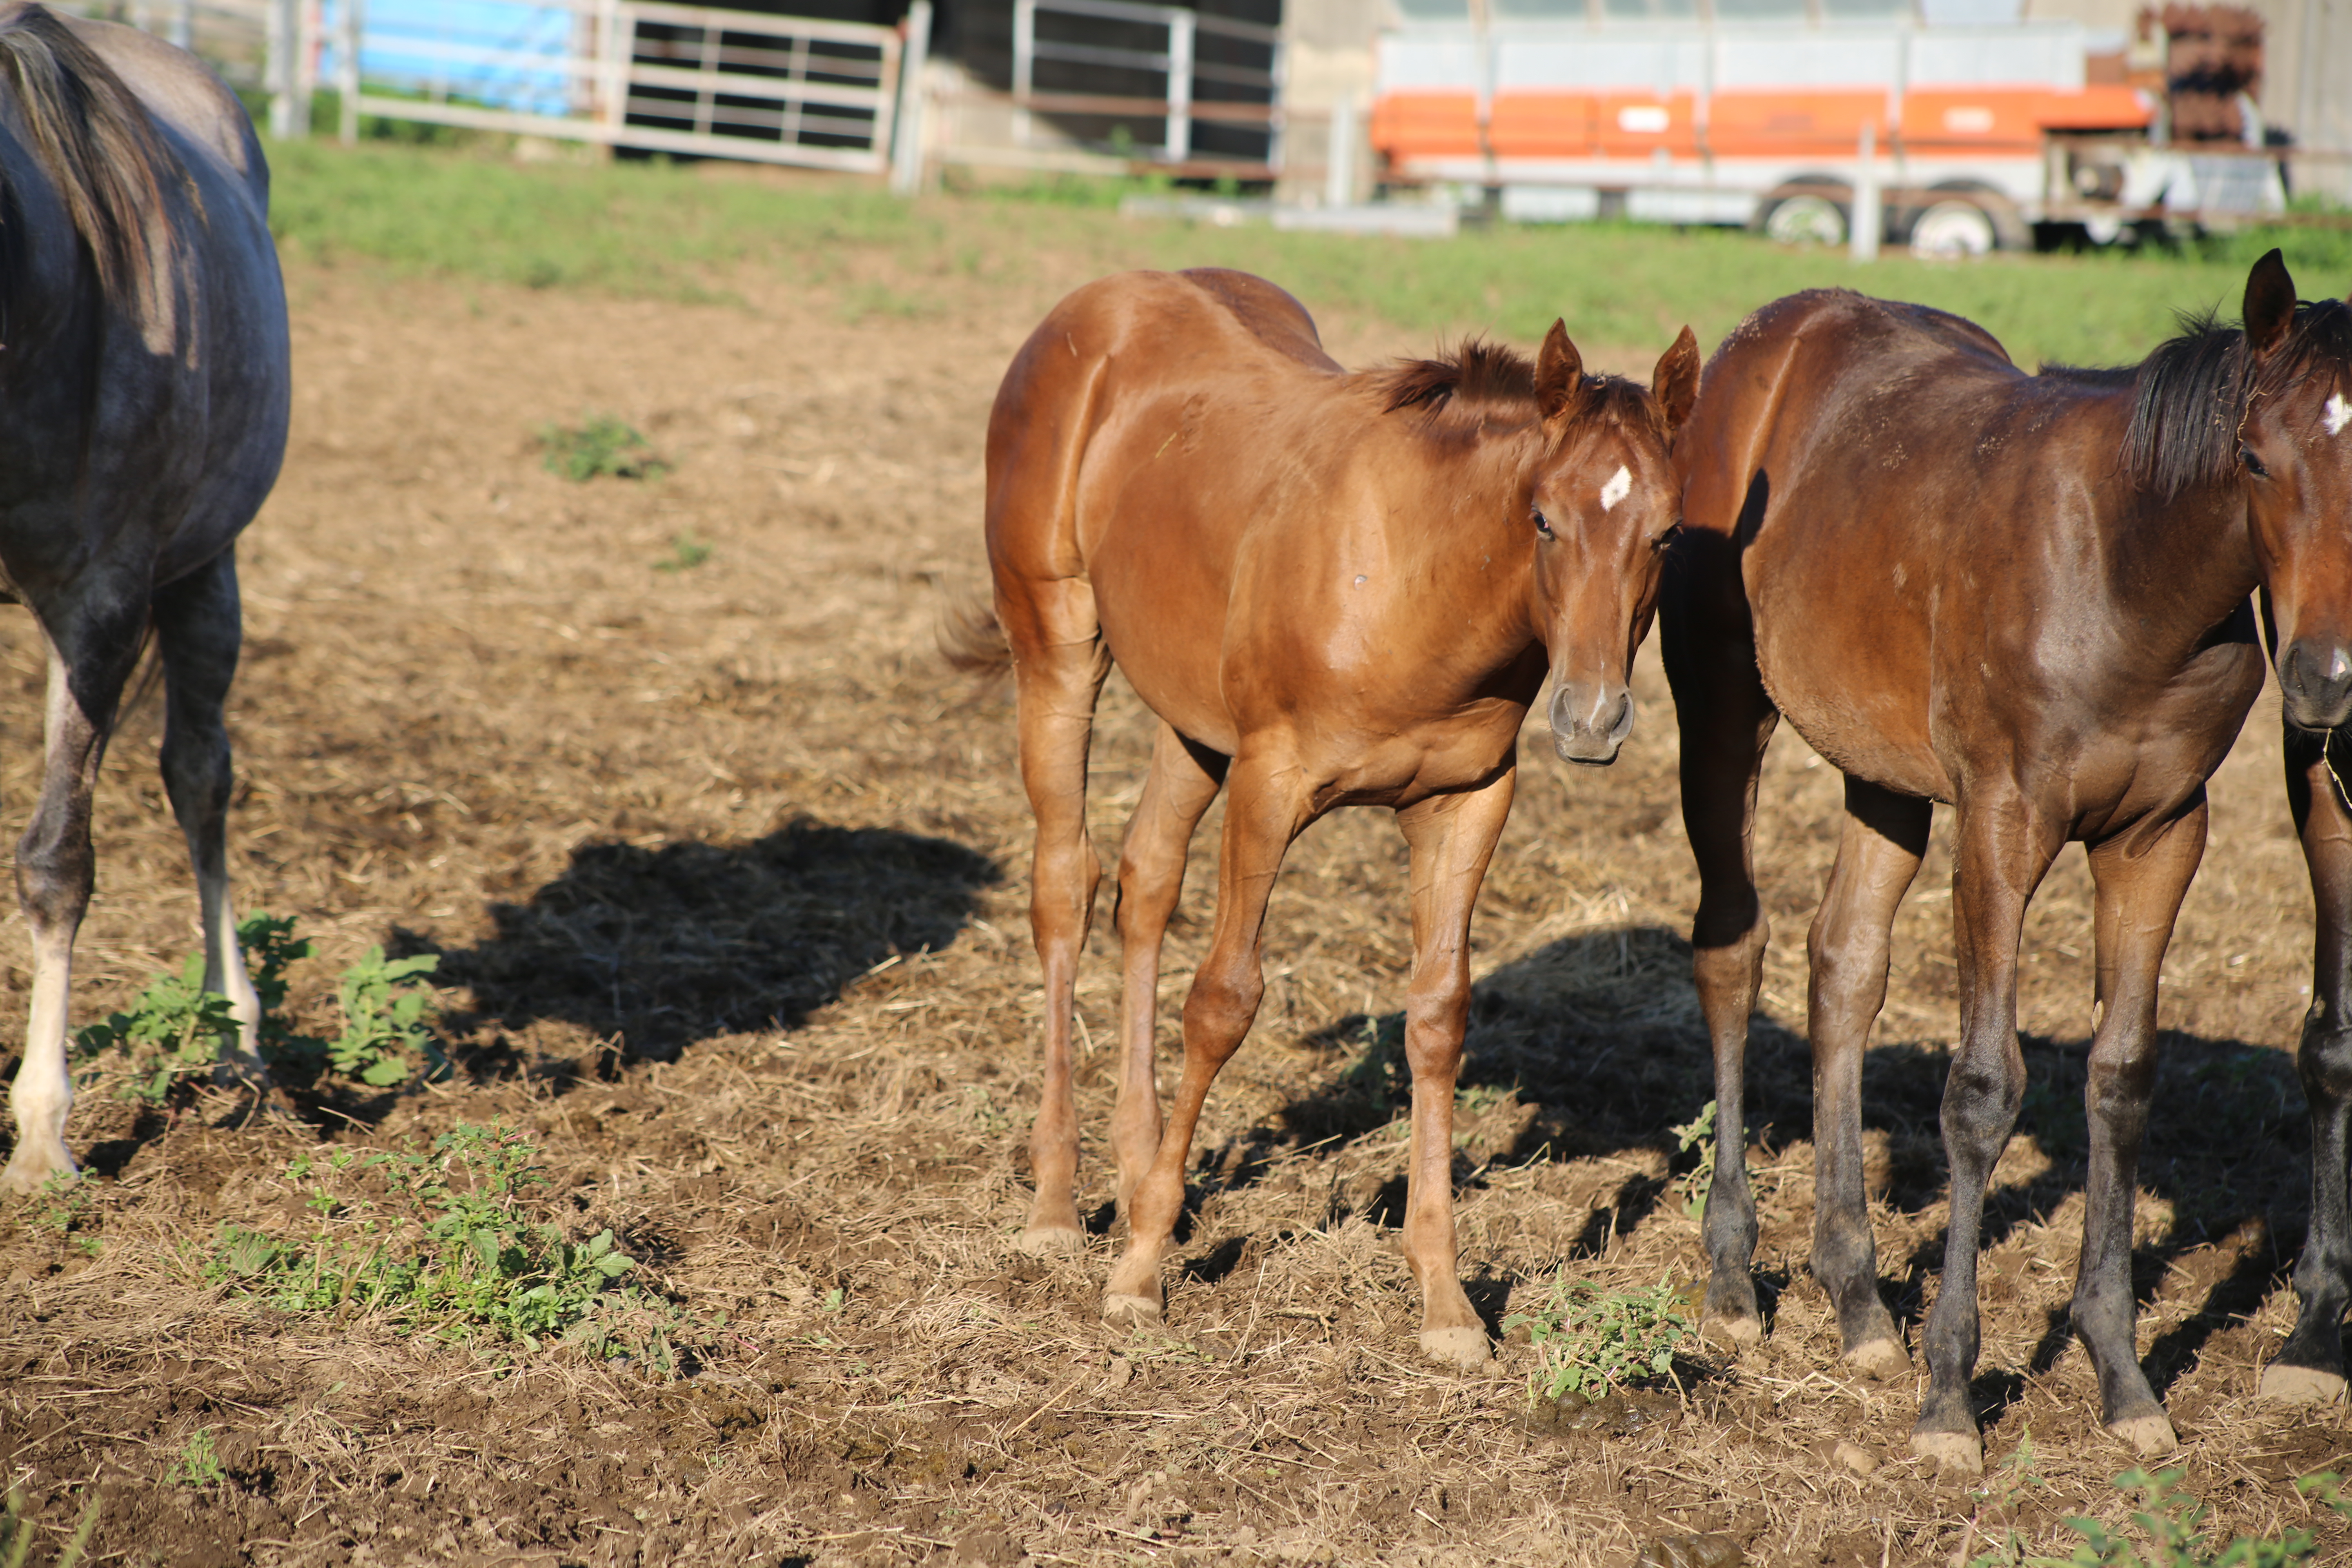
[1851,120,1880,263]
[1325,95,1354,207]
[1164,6,1191,163]
[336,0,360,145]
[1011,0,1034,147]
[265,0,295,136]
[889,0,932,196]
[167,0,190,49]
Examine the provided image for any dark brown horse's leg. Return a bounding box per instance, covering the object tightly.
[153,550,266,1087]
[1004,580,1112,1254]
[1104,751,1310,1327]
[1393,765,1517,1369]
[1806,777,1930,1378]
[0,588,149,1196]
[2072,798,2204,1455]
[1911,793,2060,1473]
[2266,725,2352,1403]
[1108,723,1227,1220]
[1664,605,1780,1342]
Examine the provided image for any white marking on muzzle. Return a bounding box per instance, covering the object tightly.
[2328,392,2352,438]
[1598,465,1632,512]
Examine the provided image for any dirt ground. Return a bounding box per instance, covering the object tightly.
[0,186,2348,1567]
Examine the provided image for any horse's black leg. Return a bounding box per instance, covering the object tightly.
[1662,548,1779,1342]
[1911,788,2061,1474]
[2074,799,2204,1454]
[0,584,150,1195]
[2269,724,2352,1402]
[1807,777,1930,1377]
[153,548,264,1087]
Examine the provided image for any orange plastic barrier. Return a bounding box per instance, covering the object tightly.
[1488,92,1595,158]
[1592,91,1699,156]
[1707,89,1888,156]
[1369,91,1481,161]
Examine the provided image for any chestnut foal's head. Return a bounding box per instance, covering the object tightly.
[2228,253,2352,730]
[1523,321,1700,764]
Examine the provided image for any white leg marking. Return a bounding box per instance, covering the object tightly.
[3,926,80,1195]
[1598,465,1632,512]
[2327,391,2352,438]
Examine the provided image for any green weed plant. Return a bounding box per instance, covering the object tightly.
[167,1428,225,1490]
[1968,1464,2352,1567]
[1503,1272,1689,1405]
[537,415,666,482]
[1671,1099,1718,1221]
[1,1483,100,1568]
[205,1124,697,1372]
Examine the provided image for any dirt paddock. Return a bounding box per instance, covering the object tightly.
[0,225,2347,1567]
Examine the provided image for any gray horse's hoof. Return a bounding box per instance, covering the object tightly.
[2259,1363,2348,1406]
[1910,1429,1982,1475]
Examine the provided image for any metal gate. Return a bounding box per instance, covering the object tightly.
[328,0,917,174]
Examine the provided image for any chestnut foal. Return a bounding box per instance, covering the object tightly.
[971,268,1695,1365]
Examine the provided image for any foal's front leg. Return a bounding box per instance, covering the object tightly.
[2071,800,2205,1456]
[1104,752,1310,1327]
[1392,766,1517,1369]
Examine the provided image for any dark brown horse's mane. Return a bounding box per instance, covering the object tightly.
[2088,296,2352,501]
[1367,338,1663,438]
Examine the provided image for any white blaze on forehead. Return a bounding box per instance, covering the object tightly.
[2328,391,2352,437]
[1598,465,1633,512]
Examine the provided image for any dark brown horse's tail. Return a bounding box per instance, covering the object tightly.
[0,3,194,314]
[938,593,1013,679]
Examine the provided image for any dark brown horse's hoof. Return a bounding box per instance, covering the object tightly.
[2106,1412,2178,1457]
[2259,1363,2348,1405]
[1909,1429,1982,1475]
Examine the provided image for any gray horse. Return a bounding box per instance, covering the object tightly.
[0,2,289,1195]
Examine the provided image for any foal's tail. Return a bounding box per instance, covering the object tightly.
[937,592,1012,679]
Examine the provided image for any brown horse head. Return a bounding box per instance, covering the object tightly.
[1528,320,1699,762]
[2127,251,2352,729]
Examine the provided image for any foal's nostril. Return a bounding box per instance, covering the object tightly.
[1548,682,1633,765]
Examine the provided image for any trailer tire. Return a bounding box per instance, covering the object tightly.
[1908,200,1998,257]
[1910,182,2030,252]
[1759,187,1849,246]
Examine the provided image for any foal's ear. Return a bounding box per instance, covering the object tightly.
[2244,248,2297,358]
[1533,319,1584,422]
[1653,326,1700,434]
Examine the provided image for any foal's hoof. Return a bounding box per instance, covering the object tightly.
[1102,1292,1163,1331]
[1702,1311,1762,1347]
[1419,1325,1491,1371]
[0,1147,76,1199]
[1016,1224,1088,1257]
[1909,1429,1983,1476]
[2259,1363,2349,1406]
[1844,1337,1911,1381]
[2107,1412,2178,1458]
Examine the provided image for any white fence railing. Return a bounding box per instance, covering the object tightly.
[1011,0,1282,166]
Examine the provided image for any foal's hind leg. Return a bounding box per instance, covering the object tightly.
[0,590,150,1196]
[153,551,265,1085]
[1109,724,1225,1219]
[1806,778,1930,1379]
[2069,801,2205,1457]
[1004,579,1112,1253]
[1663,607,1780,1341]
[2269,724,2352,1404]
[1105,751,1311,1326]
[1392,766,1516,1369]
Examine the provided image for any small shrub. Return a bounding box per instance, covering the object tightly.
[168,1428,225,1490]
[538,415,666,481]
[2025,1466,2352,1567]
[1503,1272,1689,1406]
[71,957,239,1104]
[205,1124,697,1372]
[326,947,447,1087]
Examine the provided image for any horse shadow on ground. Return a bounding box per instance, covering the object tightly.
[420,817,1002,1067]
[1195,923,2308,1415]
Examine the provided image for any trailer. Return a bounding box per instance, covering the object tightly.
[1368,7,2287,253]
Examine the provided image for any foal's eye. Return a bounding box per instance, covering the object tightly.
[1532,507,1554,537]
[2241,447,2270,478]
[1650,521,1683,552]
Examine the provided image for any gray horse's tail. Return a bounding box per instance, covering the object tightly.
[0,3,194,312]
[938,593,1013,679]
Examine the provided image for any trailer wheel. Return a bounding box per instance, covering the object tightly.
[1760,190,1847,246]
[1908,199,1998,258]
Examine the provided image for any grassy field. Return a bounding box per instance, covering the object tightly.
[266,137,2352,368]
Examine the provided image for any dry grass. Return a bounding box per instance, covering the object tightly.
[0,216,2343,1567]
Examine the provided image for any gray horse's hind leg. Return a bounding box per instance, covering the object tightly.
[0,589,149,1195]
[153,550,263,1086]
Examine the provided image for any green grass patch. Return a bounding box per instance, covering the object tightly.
[206,1123,704,1373]
[265,138,2350,368]
[537,414,666,483]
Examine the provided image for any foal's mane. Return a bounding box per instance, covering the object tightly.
[1364,338,1664,445]
[2104,296,2352,500]
[0,3,193,322]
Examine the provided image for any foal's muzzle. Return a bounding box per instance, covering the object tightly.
[2281,639,2352,732]
[1550,681,1634,766]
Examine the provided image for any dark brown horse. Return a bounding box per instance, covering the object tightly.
[0,5,288,1194]
[962,268,1696,1365]
[1663,252,2349,1469]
